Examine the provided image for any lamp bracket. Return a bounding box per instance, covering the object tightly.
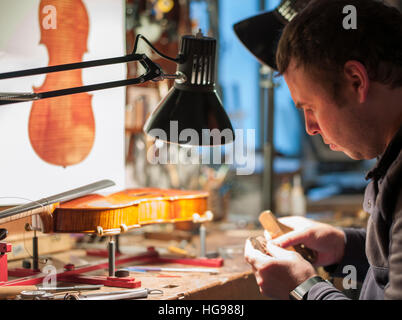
[0,53,163,105]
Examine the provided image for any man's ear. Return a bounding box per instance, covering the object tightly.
[343,60,369,103]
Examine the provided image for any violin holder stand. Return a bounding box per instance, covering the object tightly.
[2,216,224,289]
[85,221,223,269]
[1,247,159,289]
[0,242,12,283]
[1,243,224,289]
[86,235,123,258]
[7,231,42,278]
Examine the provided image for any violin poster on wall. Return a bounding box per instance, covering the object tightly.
[0,0,125,204]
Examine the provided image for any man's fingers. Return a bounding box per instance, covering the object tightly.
[271,229,308,248]
[265,241,294,259]
[278,216,313,229]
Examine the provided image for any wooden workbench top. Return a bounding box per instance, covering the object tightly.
[6,224,268,300]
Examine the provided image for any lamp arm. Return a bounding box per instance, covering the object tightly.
[0,53,170,105]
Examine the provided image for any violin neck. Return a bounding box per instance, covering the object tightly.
[0,204,56,231]
[0,180,115,232]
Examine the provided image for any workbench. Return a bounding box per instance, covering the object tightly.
[2,194,368,301]
[4,222,269,300]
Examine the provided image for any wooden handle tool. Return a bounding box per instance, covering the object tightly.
[0,286,37,299]
[258,210,317,263]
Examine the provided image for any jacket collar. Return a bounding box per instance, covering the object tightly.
[366,125,402,181]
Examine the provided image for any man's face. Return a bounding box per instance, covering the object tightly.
[284,61,374,160]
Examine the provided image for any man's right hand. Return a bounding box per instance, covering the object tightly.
[270,216,346,267]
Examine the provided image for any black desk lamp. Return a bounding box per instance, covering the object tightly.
[233,0,311,70]
[0,30,234,146]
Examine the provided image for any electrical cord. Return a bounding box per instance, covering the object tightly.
[132,34,183,63]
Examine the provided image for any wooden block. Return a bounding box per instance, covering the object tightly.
[258,210,317,263]
[144,230,192,241]
[259,210,293,239]
[0,215,31,235]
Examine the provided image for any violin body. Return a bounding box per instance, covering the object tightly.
[29,0,95,167]
[40,188,210,235]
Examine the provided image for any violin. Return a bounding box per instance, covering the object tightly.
[29,0,94,167]
[0,183,210,237]
[43,188,210,235]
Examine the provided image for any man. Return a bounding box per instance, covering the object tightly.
[243,0,402,300]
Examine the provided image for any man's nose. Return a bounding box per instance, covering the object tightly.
[304,112,320,136]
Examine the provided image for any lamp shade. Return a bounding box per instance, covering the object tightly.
[233,0,312,70]
[143,86,234,146]
[143,32,234,146]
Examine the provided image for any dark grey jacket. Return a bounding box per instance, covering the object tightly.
[308,126,402,300]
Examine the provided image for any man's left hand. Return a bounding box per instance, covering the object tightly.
[244,235,317,300]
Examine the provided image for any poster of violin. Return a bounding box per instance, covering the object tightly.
[0,0,125,204]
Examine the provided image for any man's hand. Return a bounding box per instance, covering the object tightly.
[244,238,317,299]
[271,216,346,267]
[244,216,346,299]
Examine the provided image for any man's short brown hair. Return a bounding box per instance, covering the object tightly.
[276,0,402,99]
